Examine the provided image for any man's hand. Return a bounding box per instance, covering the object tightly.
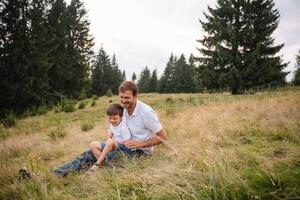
[122,140,144,149]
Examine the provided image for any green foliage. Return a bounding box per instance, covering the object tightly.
[131,72,137,82]
[292,50,300,85]
[80,119,95,131]
[91,47,123,96]
[62,99,76,113]
[158,54,176,93]
[92,95,99,101]
[78,101,86,109]
[48,104,67,140]
[91,101,96,107]
[106,89,113,97]
[1,112,17,128]
[0,124,10,140]
[137,66,151,93]
[0,0,93,116]
[197,0,287,94]
[149,69,158,92]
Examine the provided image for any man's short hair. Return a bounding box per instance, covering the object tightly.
[106,103,124,117]
[119,81,138,96]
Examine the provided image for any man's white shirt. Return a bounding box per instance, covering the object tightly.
[124,100,162,154]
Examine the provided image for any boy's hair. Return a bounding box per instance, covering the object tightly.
[106,103,124,117]
[119,81,138,96]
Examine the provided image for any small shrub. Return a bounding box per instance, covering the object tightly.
[78,101,86,109]
[0,124,9,140]
[106,89,113,97]
[1,112,17,128]
[165,105,176,117]
[91,101,96,107]
[47,106,67,140]
[165,97,175,104]
[62,99,76,113]
[36,105,48,115]
[108,99,113,103]
[92,95,99,101]
[48,126,67,141]
[80,120,95,132]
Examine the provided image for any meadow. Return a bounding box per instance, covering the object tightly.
[0,87,299,199]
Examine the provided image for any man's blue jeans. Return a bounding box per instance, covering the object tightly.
[53,143,143,176]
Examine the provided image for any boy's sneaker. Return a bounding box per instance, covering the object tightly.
[19,167,31,180]
[86,165,99,175]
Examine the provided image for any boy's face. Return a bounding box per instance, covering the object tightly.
[109,114,122,127]
[119,90,137,110]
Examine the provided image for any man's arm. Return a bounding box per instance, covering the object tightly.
[122,128,167,149]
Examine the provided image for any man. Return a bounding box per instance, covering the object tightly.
[53,81,167,176]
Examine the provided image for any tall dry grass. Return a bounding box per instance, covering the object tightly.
[0,88,299,199]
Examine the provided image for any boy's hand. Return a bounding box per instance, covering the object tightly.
[106,131,114,139]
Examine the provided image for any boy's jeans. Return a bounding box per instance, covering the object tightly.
[53,144,143,176]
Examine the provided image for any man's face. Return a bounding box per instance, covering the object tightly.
[119,90,137,110]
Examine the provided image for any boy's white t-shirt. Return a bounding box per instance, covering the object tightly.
[109,118,131,143]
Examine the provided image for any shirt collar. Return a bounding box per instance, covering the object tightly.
[125,100,139,117]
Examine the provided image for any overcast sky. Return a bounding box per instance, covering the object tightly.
[83,0,300,81]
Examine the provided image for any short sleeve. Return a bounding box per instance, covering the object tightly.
[143,110,162,134]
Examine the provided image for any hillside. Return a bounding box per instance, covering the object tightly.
[0,88,300,199]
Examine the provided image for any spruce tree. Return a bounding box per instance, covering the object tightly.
[91,46,112,96]
[158,54,176,93]
[197,0,287,94]
[292,50,300,85]
[0,0,33,115]
[149,69,158,92]
[47,0,69,98]
[173,54,197,93]
[131,73,137,82]
[110,54,123,94]
[122,70,126,81]
[65,0,93,98]
[137,66,151,93]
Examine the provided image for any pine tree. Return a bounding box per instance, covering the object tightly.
[149,69,158,92]
[91,46,112,96]
[26,0,52,106]
[64,0,93,98]
[242,0,287,89]
[197,0,287,94]
[158,54,176,93]
[131,73,137,82]
[0,0,33,115]
[47,0,69,98]
[122,70,126,81]
[173,54,197,93]
[292,50,300,85]
[137,66,151,93]
[110,54,123,94]
[189,54,200,92]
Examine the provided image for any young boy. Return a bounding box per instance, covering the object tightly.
[87,103,131,174]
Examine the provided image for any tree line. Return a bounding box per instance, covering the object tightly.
[0,0,297,118]
[137,0,288,94]
[0,0,125,117]
[137,53,198,93]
